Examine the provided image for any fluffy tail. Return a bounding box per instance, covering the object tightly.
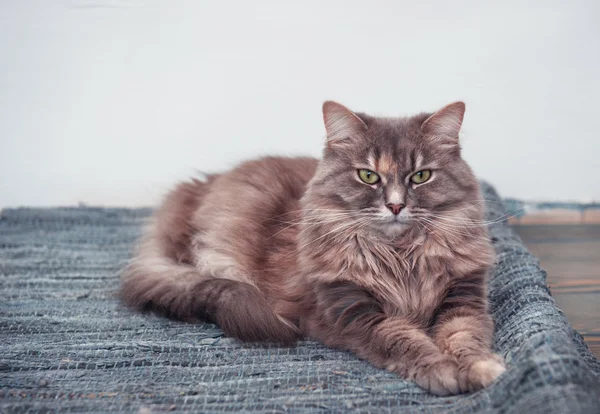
[120,180,299,345]
[120,258,298,344]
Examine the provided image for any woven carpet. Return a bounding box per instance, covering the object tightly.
[1,183,599,413]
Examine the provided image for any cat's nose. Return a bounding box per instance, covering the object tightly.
[385,203,405,215]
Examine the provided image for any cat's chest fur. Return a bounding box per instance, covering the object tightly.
[355,236,452,318]
[303,231,476,321]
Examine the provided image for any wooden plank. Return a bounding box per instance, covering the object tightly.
[543,261,600,282]
[552,292,600,332]
[514,224,600,242]
[523,241,600,261]
[585,337,600,360]
[512,225,600,358]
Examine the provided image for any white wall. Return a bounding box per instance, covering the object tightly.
[1,0,599,207]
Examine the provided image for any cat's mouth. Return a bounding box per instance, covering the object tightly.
[370,214,412,236]
[390,218,410,225]
[389,212,412,224]
[388,219,412,229]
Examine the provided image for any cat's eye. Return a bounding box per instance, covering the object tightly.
[411,170,431,184]
[358,169,380,184]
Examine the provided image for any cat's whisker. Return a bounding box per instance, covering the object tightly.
[412,206,524,227]
[415,217,478,238]
[299,216,379,249]
[266,219,347,241]
[300,222,361,248]
[275,213,378,227]
[434,204,524,218]
[418,217,478,233]
[414,202,519,217]
[271,208,363,219]
[415,218,503,229]
[419,225,473,239]
[268,211,384,241]
[419,210,524,227]
[272,214,357,226]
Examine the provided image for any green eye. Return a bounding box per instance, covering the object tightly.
[358,169,380,184]
[411,170,431,184]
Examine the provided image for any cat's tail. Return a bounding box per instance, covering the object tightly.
[119,180,300,344]
[120,254,299,344]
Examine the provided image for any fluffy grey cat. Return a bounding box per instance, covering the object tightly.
[121,101,505,395]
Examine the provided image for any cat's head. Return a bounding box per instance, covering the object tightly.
[303,101,483,238]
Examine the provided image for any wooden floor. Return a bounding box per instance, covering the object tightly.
[512,224,600,358]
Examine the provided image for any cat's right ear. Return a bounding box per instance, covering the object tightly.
[322,101,367,147]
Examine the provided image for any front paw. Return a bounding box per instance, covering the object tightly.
[410,355,461,396]
[460,354,506,392]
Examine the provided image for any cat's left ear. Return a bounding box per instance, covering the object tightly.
[322,101,368,147]
[421,102,465,143]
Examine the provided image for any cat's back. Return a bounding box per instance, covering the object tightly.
[216,156,318,195]
[201,156,318,213]
[191,156,319,278]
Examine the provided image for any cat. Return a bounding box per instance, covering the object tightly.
[120,101,506,396]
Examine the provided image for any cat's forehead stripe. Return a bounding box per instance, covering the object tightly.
[377,154,396,175]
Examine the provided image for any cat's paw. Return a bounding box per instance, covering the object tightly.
[460,354,506,392]
[411,355,461,396]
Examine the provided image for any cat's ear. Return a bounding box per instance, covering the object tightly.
[322,101,367,147]
[421,102,465,143]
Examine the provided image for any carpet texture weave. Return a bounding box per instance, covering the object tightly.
[1,183,599,413]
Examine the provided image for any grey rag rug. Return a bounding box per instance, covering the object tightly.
[1,183,599,414]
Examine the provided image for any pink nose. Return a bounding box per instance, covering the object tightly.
[386,203,405,215]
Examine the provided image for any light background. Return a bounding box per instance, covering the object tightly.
[1,0,599,207]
